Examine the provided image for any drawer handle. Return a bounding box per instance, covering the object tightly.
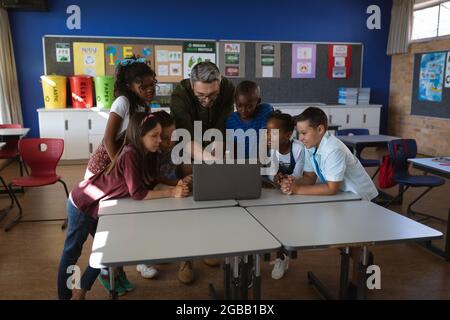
[65,120,68,131]
[89,143,93,153]
[363,114,367,123]
[346,115,349,124]
[88,119,92,130]
[329,115,333,123]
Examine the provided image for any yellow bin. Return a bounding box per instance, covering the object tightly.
[41,75,67,108]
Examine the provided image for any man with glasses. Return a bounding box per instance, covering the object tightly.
[170,62,235,284]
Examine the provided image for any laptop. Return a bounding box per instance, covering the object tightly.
[193,163,262,201]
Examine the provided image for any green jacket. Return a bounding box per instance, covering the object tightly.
[170,78,235,137]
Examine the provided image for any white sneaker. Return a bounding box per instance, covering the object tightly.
[270,254,289,280]
[136,264,159,279]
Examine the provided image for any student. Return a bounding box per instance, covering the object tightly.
[85,56,157,178]
[265,110,305,279]
[226,80,273,158]
[135,111,192,279]
[57,113,190,300]
[280,107,378,295]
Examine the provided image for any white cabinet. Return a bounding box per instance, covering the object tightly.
[88,110,109,135]
[89,134,104,156]
[38,110,89,160]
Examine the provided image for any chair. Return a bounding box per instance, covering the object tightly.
[0,124,27,177]
[336,128,380,179]
[5,138,69,232]
[384,139,445,223]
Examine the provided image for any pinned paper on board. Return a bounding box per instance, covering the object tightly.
[183,41,216,79]
[104,43,154,75]
[419,52,445,102]
[328,44,352,79]
[220,42,244,78]
[155,45,183,82]
[74,42,105,77]
[444,51,450,88]
[292,44,316,78]
[56,43,71,63]
[255,43,280,78]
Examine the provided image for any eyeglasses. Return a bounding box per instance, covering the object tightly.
[116,57,147,66]
[139,79,159,92]
[194,91,220,102]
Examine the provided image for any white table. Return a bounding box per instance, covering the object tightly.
[408,157,450,180]
[0,128,30,139]
[90,207,281,299]
[99,196,238,216]
[246,201,442,299]
[237,188,361,207]
[337,134,400,150]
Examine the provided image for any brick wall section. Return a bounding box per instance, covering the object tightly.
[388,38,450,156]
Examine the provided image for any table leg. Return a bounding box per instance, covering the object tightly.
[239,255,249,300]
[109,267,118,300]
[231,257,239,300]
[339,247,350,299]
[356,247,369,300]
[253,254,261,300]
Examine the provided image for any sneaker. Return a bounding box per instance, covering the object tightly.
[270,254,289,280]
[117,271,135,292]
[97,274,127,296]
[178,261,195,284]
[203,258,221,267]
[136,264,159,279]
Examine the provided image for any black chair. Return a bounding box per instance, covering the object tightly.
[384,139,445,223]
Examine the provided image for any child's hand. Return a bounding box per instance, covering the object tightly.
[172,180,190,198]
[273,173,285,184]
[280,179,293,195]
[181,175,193,185]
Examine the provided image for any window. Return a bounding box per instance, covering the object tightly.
[412,0,450,40]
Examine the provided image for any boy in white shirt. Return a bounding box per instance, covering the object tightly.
[280,107,378,296]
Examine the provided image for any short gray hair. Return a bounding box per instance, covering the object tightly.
[190,61,221,83]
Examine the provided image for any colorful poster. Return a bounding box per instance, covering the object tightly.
[328,44,352,79]
[183,41,216,79]
[73,42,105,77]
[104,44,154,75]
[292,44,316,78]
[156,83,174,96]
[419,52,446,102]
[155,45,183,82]
[219,42,245,78]
[255,43,280,78]
[56,43,70,63]
[445,51,450,88]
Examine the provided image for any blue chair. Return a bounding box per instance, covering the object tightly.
[385,139,445,223]
[336,128,380,179]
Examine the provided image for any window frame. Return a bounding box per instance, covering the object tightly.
[411,0,450,42]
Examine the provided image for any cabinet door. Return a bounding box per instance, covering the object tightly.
[88,134,104,157]
[63,113,90,160]
[38,112,65,139]
[347,108,365,128]
[327,108,348,127]
[88,110,109,135]
[362,108,380,128]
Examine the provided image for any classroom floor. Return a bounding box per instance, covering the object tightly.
[0,148,449,300]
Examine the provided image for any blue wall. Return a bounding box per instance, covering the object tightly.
[8,0,392,137]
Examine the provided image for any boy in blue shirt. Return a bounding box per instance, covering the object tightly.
[226,80,273,159]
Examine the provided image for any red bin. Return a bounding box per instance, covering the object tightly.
[69,75,94,108]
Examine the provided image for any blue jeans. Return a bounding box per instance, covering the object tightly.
[57,199,100,300]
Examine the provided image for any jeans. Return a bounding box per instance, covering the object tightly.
[57,199,100,300]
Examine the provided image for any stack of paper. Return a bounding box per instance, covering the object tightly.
[338,88,358,105]
[358,88,371,105]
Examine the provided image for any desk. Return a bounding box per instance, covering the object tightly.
[246,201,442,299]
[237,188,361,207]
[337,134,400,151]
[90,207,281,299]
[99,196,237,216]
[408,157,450,260]
[0,128,30,142]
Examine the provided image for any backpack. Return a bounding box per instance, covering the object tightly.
[378,154,396,189]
